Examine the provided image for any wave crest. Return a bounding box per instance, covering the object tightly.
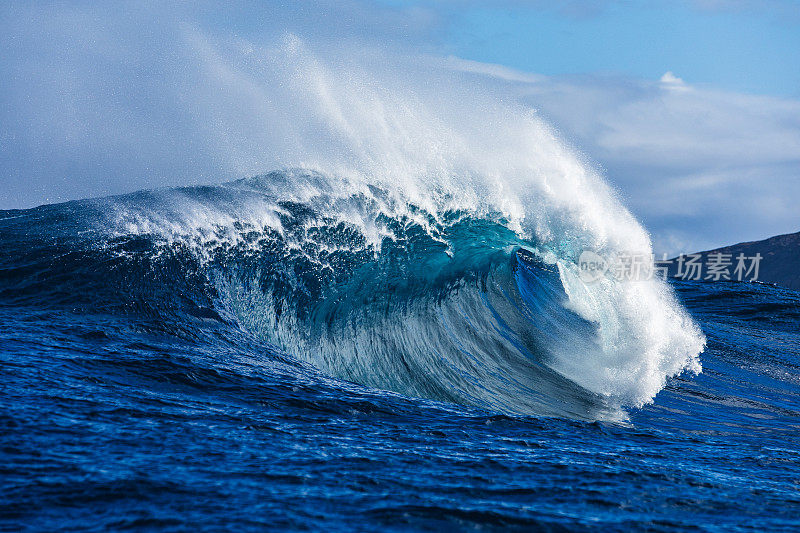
[102,171,704,419]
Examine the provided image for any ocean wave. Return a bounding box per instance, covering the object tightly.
[0,170,705,420]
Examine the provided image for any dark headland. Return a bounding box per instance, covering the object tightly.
[668,231,800,291]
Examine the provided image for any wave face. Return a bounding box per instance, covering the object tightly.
[1,169,704,420]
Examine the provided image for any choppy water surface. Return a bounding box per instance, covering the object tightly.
[2,177,798,531]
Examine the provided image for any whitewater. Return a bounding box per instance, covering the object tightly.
[104,35,704,416]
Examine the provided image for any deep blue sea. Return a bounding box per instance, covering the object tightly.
[3,174,799,531]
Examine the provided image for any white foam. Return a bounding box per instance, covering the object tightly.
[108,33,706,408]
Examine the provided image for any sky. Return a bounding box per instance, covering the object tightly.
[1,0,799,254]
[436,1,800,97]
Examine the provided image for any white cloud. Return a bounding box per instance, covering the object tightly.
[659,71,689,92]
[446,56,546,84]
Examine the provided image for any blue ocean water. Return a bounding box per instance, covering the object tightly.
[2,175,799,531]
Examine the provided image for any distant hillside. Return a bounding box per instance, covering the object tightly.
[668,231,800,291]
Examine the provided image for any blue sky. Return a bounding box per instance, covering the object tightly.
[1,1,799,254]
[439,1,800,97]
